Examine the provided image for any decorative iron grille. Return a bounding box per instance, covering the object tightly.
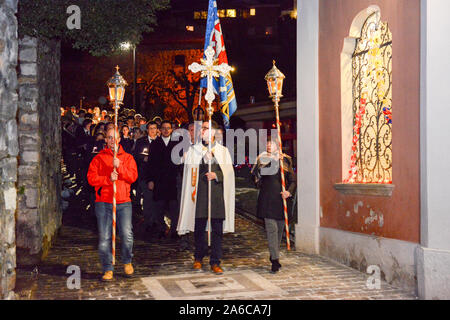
[351,12,392,183]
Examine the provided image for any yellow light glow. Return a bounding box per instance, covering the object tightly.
[250,8,256,16]
[186,25,194,32]
[226,9,236,18]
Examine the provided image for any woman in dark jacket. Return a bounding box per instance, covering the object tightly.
[251,139,296,273]
[120,125,134,154]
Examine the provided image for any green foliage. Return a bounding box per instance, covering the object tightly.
[18,0,170,56]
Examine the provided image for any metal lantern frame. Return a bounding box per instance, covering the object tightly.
[107,66,128,105]
[264,60,285,101]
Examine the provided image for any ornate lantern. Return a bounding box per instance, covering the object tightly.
[107,65,128,105]
[264,60,285,102]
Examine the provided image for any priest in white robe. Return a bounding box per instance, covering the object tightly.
[177,121,235,274]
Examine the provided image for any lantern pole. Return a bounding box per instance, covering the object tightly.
[107,65,128,265]
[112,80,118,266]
[266,61,291,251]
[112,66,121,266]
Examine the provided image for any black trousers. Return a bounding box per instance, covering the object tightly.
[194,218,223,266]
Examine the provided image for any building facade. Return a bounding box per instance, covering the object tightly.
[297,0,450,299]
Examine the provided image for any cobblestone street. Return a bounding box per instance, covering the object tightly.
[14,188,418,301]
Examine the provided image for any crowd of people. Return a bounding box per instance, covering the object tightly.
[61,106,184,239]
[60,105,296,281]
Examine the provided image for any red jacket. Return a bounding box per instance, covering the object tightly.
[87,146,138,204]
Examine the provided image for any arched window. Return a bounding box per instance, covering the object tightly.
[341,7,392,184]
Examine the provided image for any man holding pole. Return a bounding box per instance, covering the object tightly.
[87,127,138,281]
[177,121,235,274]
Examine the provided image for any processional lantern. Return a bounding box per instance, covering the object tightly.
[264,60,291,251]
[107,65,128,105]
[105,65,128,266]
[264,60,285,103]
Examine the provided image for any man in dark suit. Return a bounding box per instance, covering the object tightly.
[133,121,158,222]
[144,120,180,240]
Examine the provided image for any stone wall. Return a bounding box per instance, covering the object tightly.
[16,36,62,266]
[0,0,19,300]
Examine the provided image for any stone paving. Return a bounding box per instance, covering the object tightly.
[14,193,418,301]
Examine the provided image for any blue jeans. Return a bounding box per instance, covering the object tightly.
[95,202,133,272]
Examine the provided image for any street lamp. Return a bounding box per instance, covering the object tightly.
[264,60,291,251]
[106,65,127,266]
[121,42,137,111]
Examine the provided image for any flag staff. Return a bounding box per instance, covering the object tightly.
[264,61,291,251]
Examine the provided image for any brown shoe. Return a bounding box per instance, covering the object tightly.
[193,261,202,270]
[211,264,223,275]
[101,270,113,281]
[124,263,134,277]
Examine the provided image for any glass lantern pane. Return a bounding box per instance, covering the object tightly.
[267,81,273,96]
[277,79,283,96]
[118,87,125,102]
[108,87,115,101]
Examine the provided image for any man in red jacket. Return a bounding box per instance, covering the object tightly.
[87,128,138,281]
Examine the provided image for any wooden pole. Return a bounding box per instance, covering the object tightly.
[274,98,291,251]
[112,87,118,265]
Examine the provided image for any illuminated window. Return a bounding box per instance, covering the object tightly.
[226,9,236,18]
[346,11,392,184]
[218,9,226,18]
[186,25,194,32]
[241,9,249,18]
[194,11,201,19]
[201,11,208,19]
[250,8,256,16]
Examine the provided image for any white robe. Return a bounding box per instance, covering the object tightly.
[177,143,235,235]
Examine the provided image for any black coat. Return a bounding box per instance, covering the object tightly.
[195,157,225,220]
[251,154,296,221]
[120,137,134,154]
[144,136,180,201]
[74,125,92,155]
[132,135,156,179]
